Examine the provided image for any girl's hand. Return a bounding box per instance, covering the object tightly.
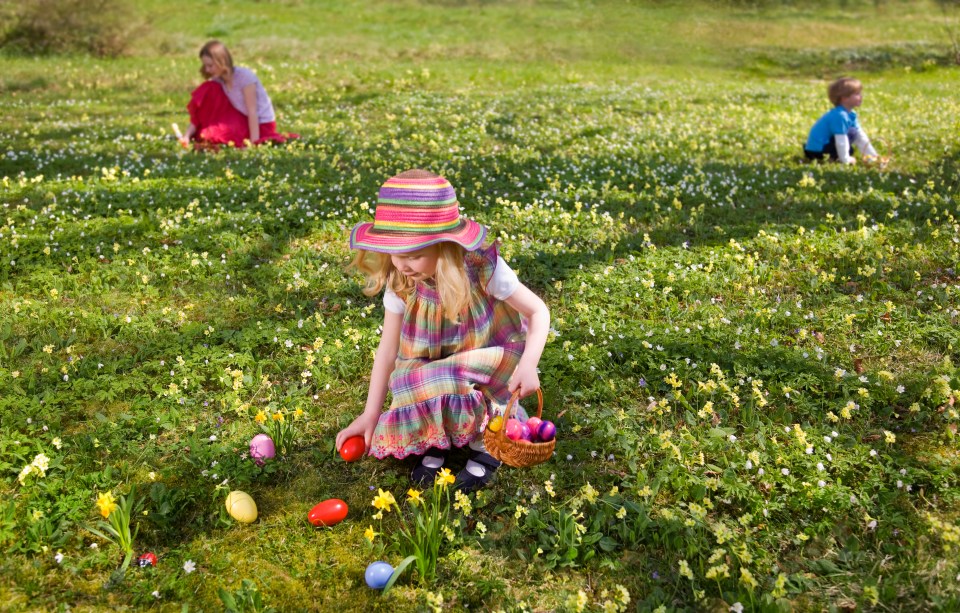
[508,364,540,398]
[335,411,380,451]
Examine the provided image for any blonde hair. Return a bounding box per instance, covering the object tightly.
[199,40,235,87]
[349,242,474,323]
[828,77,862,106]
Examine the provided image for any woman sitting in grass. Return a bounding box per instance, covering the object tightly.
[179,40,297,149]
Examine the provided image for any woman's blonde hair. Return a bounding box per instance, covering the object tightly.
[350,242,473,323]
[199,40,235,87]
[828,77,862,106]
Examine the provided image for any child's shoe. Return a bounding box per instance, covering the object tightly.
[410,447,449,487]
[454,451,501,493]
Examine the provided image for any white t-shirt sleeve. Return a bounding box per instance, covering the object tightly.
[383,288,406,314]
[487,256,520,300]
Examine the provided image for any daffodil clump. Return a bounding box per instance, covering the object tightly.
[365,468,459,586]
[87,487,138,576]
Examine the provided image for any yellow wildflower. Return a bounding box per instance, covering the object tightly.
[96,491,118,518]
[436,467,455,487]
[364,526,378,542]
[254,411,267,425]
[371,488,396,512]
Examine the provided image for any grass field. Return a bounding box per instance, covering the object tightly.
[2,1,960,611]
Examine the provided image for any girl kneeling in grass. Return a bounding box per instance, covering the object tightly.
[179,40,297,149]
[335,169,550,492]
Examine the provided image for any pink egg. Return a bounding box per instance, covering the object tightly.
[537,420,556,442]
[526,417,543,435]
[520,424,532,441]
[505,419,523,441]
[250,434,276,460]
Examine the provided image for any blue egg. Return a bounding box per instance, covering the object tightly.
[364,561,394,589]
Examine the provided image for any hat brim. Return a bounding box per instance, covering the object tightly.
[349,218,487,254]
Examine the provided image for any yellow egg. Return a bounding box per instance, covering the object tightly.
[487,416,503,432]
[225,490,258,523]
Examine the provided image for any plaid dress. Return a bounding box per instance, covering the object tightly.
[370,244,526,459]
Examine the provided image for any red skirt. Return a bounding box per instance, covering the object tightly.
[186,81,298,149]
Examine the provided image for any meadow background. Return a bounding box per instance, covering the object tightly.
[1,0,959,611]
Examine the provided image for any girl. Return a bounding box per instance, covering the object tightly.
[180,40,297,149]
[335,169,550,492]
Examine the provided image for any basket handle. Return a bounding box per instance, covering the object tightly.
[503,388,544,421]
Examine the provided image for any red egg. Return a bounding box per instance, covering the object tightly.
[308,499,349,527]
[339,435,366,462]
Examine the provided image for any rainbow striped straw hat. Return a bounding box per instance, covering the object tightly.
[350,169,486,254]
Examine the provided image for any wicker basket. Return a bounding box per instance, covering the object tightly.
[483,389,554,468]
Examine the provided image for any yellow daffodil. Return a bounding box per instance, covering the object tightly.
[364,526,378,542]
[436,467,455,487]
[371,488,396,512]
[272,412,284,422]
[96,491,118,518]
[406,488,423,505]
[254,411,267,425]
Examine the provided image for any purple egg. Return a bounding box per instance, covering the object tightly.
[250,433,276,460]
[505,419,523,441]
[520,424,532,441]
[537,420,556,442]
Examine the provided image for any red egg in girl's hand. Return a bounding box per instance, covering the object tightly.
[537,420,557,442]
[308,499,349,527]
[505,419,524,441]
[339,435,366,462]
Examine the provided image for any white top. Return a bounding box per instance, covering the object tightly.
[216,66,276,124]
[383,255,520,314]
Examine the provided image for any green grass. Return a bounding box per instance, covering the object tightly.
[1,1,960,611]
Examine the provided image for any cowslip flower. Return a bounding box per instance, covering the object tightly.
[453,490,472,516]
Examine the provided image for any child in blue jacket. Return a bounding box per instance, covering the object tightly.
[804,77,879,165]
